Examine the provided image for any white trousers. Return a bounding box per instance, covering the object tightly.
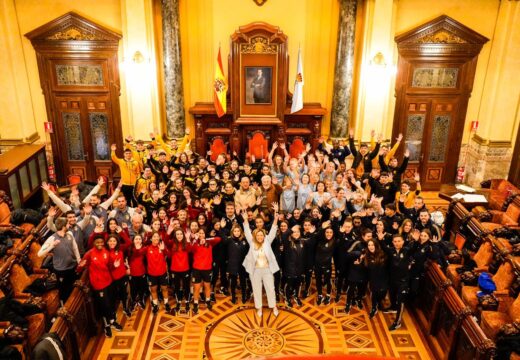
[250,267,276,310]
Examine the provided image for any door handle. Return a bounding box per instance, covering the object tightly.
[420,153,424,162]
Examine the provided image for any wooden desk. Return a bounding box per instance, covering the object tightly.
[439,184,490,209]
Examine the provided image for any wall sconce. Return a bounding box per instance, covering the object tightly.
[370,52,387,67]
[132,51,145,64]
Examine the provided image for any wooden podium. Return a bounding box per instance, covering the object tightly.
[189,22,325,159]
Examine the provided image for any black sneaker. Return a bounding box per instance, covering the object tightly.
[193,303,199,314]
[139,299,146,309]
[302,290,309,298]
[356,300,363,310]
[241,295,247,304]
[124,307,132,317]
[389,321,401,331]
[185,302,190,313]
[323,294,331,305]
[175,303,181,314]
[210,293,216,302]
[104,326,112,338]
[111,321,123,332]
[317,295,323,306]
[206,300,213,311]
[275,293,280,302]
[165,303,171,312]
[294,297,302,306]
[285,299,293,308]
[222,288,230,296]
[231,295,237,304]
[344,303,351,314]
[369,308,378,318]
[200,293,206,302]
[152,303,159,314]
[334,294,341,303]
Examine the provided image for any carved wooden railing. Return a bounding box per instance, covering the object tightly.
[411,262,496,359]
[50,272,98,360]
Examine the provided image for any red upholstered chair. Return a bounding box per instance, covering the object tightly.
[461,262,516,313]
[480,200,520,231]
[67,174,82,185]
[289,138,306,158]
[248,132,269,160]
[480,293,520,340]
[486,179,518,210]
[209,138,227,162]
[446,241,494,289]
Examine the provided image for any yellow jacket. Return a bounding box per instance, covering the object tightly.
[111,150,142,186]
[371,137,400,168]
[154,134,189,160]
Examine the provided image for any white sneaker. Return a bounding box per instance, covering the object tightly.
[256,309,263,318]
[272,307,279,317]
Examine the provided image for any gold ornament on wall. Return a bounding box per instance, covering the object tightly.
[46,27,101,41]
[241,37,277,54]
[253,0,268,6]
[417,30,467,44]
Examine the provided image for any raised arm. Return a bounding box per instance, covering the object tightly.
[241,212,253,245]
[385,133,402,164]
[42,182,72,213]
[265,202,279,244]
[100,184,122,210]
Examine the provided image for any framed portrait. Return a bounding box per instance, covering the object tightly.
[245,66,272,104]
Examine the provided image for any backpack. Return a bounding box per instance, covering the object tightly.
[477,272,496,297]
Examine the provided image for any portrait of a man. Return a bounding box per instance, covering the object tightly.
[245,66,272,104]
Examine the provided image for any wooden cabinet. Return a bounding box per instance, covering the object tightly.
[392,16,488,190]
[0,145,48,209]
[25,12,123,183]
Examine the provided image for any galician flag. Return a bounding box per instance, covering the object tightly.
[213,46,227,117]
[291,47,304,113]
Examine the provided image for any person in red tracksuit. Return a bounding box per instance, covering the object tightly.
[165,229,191,314]
[145,231,170,314]
[188,229,221,314]
[107,230,132,317]
[77,234,122,338]
[127,234,148,310]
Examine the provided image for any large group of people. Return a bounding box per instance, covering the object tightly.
[40,127,448,337]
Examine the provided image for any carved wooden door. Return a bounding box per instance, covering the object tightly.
[55,95,115,181]
[402,97,460,189]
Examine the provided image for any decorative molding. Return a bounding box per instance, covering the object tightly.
[25,12,121,45]
[253,0,268,6]
[0,132,40,146]
[472,134,512,148]
[395,15,488,56]
[240,37,278,54]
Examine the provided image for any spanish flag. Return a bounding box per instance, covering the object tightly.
[213,46,227,117]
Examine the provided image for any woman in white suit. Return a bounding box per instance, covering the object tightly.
[241,203,280,318]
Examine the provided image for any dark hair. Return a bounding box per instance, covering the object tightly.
[385,203,396,212]
[365,240,386,266]
[65,210,75,217]
[107,234,120,251]
[172,229,187,251]
[92,233,106,243]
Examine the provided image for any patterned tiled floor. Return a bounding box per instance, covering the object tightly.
[94,293,433,360]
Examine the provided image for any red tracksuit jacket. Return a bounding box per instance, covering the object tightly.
[127,246,147,277]
[189,237,221,271]
[145,244,169,276]
[77,248,114,291]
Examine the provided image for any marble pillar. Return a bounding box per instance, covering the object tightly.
[330,0,357,139]
[161,0,185,138]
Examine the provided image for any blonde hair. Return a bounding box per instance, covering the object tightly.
[252,228,267,249]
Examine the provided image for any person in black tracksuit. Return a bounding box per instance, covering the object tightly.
[409,229,446,301]
[301,219,318,298]
[224,224,249,304]
[314,225,337,305]
[334,218,357,303]
[345,228,371,314]
[365,239,388,318]
[380,233,416,330]
[273,221,290,302]
[282,225,305,308]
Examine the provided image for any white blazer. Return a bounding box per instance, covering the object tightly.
[242,221,279,275]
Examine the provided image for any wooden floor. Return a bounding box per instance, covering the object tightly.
[91,192,447,360]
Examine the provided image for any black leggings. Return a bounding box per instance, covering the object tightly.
[303,267,314,293]
[285,276,301,299]
[112,276,129,309]
[171,271,190,301]
[55,268,78,302]
[228,268,247,297]
[130,274,148,302]
[93,284,116,325]
[370,288,387,310]
[346,280,366,304]
[335,268,348,297]
[315,266,332,296]
[211,260,228,290]
[121,185,136,207]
